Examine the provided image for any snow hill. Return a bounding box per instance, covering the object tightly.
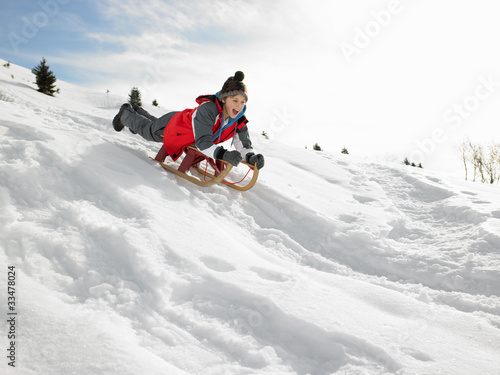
[1,59,500,375]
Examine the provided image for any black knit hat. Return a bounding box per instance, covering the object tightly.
[219,71,248,101]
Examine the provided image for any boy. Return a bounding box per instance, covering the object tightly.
[112,71,264,169]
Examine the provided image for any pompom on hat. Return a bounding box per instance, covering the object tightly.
[219,71,248,101]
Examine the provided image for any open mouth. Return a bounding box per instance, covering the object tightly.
[232,109,239,116]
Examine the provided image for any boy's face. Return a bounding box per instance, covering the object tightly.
[223,94,246,119]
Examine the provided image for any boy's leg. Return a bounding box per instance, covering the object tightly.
[127,107,157,134]
[151,111,180,138]
[135,107,157,121]
[121,108,164,142]
[113,104,179,142]
[112,103,132,132]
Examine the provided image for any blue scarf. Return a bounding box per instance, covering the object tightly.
[212,91,247,145]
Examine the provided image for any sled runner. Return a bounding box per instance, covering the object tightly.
[151,145,259,191]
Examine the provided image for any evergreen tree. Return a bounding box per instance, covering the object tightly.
[341,147,349,154]
[313,143,323,151]
[152,99,159,107]
[403,157,423,169]
[261,131,269,140]
[32,58,57,96]
[128,87,142,108]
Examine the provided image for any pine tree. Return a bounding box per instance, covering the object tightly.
[403,157,423,169]
[313,143,323,151]
[261,131,269,140]
[341,147,349,155]
[152,99,159,107]
[32,58,57,96]
[128,87,142,108]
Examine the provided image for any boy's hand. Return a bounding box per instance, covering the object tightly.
[222,150,243,167]
[246,153,265,169]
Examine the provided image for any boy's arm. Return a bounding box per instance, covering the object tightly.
[192,102,221,159]
[236,125,265,169]
[233,125,254,159]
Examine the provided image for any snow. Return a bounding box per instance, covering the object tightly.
[1,59,500,375]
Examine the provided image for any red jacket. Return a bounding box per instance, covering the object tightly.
[163,95,248,160]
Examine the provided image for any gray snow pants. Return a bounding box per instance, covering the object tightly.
[121,107,179,142]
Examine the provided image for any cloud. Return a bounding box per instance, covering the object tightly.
[59,0,324,105]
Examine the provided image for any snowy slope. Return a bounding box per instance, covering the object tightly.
[1,59,500,375]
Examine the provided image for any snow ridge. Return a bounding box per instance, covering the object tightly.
[1,59,500,375]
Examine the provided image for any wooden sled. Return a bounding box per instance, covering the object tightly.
[150,145,259,191]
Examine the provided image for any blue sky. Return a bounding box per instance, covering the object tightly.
[2,1,106,79]
[1,0,500,176]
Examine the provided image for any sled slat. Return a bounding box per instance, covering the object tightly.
[151,145,258,190]
[194,161,259,191]
[154,159,233,187]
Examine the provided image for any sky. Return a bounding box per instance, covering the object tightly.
[1,0,500,177]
